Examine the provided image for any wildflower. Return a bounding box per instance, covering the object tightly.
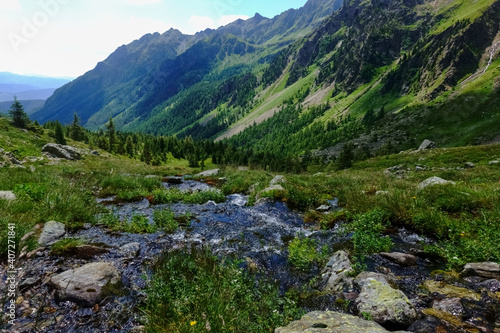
[190,321,197,326]
[412,197,416,199]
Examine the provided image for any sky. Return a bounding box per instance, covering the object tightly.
[0,0,308,78]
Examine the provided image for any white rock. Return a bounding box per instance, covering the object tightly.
[38,221,66,246]
[418,177,456,190]
[0,191,17,201]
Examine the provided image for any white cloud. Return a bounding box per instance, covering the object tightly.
[124,0,161,5]
[218,15,249,27]
[0,0,21,11]
[187,15,217,34]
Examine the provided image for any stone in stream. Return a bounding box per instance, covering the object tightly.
[432,298,464,317]
[354,272,417,326]
[50,262,121,307]
[119,242,141,257]
[417,177,456,190]
[380,252,417,267]
[274,311,407,333]
[38,221,66,246]
[461,262,500,279]
[423,281,481,301]
[322,251,354,293]
[0,191,17,201]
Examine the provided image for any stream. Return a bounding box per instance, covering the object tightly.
[3,178,495,333]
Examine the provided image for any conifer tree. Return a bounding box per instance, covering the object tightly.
[142,141,152,165]
[125,135,135,157]
[54,121,66,145]
[70,113,84,141]
[9,97,29,128]
[106,117,116,152]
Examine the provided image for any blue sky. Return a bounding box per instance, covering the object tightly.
[0,0,308,78]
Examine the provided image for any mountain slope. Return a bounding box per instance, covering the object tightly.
[33,0,342,127]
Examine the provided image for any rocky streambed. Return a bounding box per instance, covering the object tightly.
[2,175,500,333]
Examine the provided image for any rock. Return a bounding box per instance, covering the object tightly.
[354,272,395,288]
[196,169,219,177]
[423,281,481,301]
[432,298,464,317]
[415,165,427,172]
[375,191,389,196]
[384,165,407,178]
[418,177,456,190]
[119,243,140,257]
[418,140,437,151]
[74,245,109,259]
[270,175,286,185]
[91,150,100,156]
[464,162,475,169]
[42,144,81,160]
[322,251,354,293]
[19,277,40,289]
[129,326,146,333]
[144,175,158,179]
[2,151,22,165]
[254,197,274,206]
[489,160,499,165]
[238,166,249,171]
[477,279,500,292]
[38,221,66,246]
[261,184,285,193]
[0,191,17,201]
[420,308,480,332]
[275,311,402,333]
[316,205,331,212]
[50,262,121,307]
[462,262,500,279]
[380,252,417,267]
[355,272,417,326]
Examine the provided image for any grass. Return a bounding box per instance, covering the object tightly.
[152,188,226,205]
[50,238,86,256]
[141,248,304,333]
[288,235,329,272]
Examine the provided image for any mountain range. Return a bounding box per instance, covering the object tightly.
[33,0,500,157]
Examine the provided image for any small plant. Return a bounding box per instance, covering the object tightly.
[127,214,156,234]
[153,209,178,233]
[349,209,393,257]
[51,238,86,256]
[288,235,328,271]
[361,312,374,321]
[13,183,46,202]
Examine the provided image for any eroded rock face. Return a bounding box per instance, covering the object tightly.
[418,177,456,190]
[355,272,417,326]
[322,251,354,293]
[42,144,82,160]
[50,262,121,307]
[275,311,404,333]
[38,221,66,246]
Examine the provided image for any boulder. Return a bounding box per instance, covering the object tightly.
[464,162,475,169]
[380,252,417,267]
[195,169,219,177]
[42,144,81,160]
[38,221,66,246]
[489,160,499,165]
[355,272,417,326]
[461,262,500,279]
[0,191,17,201]
[257,185,285,200]
[275,311,405,333]
[270,175,286,185]
[418,177,456,190]
[2,151,22,165]
[432,298,464,317]
[316,205,331,212]
[418,140,437,151]
[50,262,121,307]
[354,272,395,289]
[322,251,354,293]
[119,242,140,257]
[423,281,481,301]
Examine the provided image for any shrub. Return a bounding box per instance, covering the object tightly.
[153,209,178,233]
[349,209,393,256]
[288,235,328,271]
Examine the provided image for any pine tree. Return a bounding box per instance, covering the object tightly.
[70,113,84,141]
[336,142,354,170]
[125,135,135,157]
[106,117,116,152]
[142,141,152,165]
[54,121,66,145]
[9,97,29,128]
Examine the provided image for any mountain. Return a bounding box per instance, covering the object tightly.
[33,0,500,158]
[32,0,343,127]
[0,72,72,104]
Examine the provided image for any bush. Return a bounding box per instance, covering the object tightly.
[153,209,178,233]
[288,235,328,271]
[349,209,393,256]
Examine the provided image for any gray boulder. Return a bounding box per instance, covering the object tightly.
[489,160,499,165]
[119,242,140,257]
[432,298,464,317]
[418,140,437,151]
[355,272,417,326]
[42,144,81,160]
[196,169,220,177]
[316,205,332,212]
[50,262,121,307]
[275,311,405,333]
[464,162,475,169]
[322,251,354,293]
[270,175,286,185]
[418,177,456,190]
[38,221,66,246]
[461,262,500,279]
[0,191,17,201]
[2,151,22,165]
[380,252,417,267]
